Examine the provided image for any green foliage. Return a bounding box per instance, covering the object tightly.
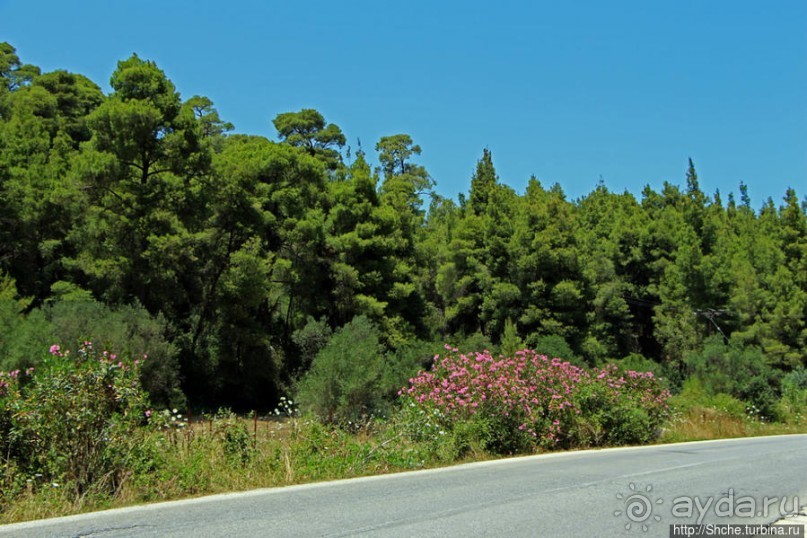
[669,377,748,419]
[775,369,807,423]
[382,339,436,396]
[0,298,182,408]
[376,134,421,179]
[0,41,805,417]
[212,409,253,466]
[0,273,36,369]
[564,372,667,446]
[468,148,498,215]
[295,316,388,424]
[0,308,50,372]
[273,109,345,169]
[291,317,332,373]
[614,353,665,378]
[684,336,781,418]
[453,331,495,355]
[499,318,523,358]
[527,333,584,367]
[783,368,807,391]
[0,343,150,500]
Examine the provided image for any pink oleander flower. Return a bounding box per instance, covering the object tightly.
[400,345,670,450]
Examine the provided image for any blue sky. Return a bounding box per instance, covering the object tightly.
[1,0,805,206]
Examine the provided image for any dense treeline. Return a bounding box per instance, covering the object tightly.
[1,43,805,411]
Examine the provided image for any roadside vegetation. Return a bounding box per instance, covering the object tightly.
[0,42,805,523]
[0,335,804,523]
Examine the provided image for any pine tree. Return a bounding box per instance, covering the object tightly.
[468,148,498,215]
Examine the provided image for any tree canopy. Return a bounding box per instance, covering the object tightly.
[1,42,805,410]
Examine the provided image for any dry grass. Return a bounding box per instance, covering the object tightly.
[0,415,444,524]
[3,409,806,525]
[660,407,807,444]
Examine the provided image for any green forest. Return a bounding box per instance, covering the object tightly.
[1,42,805,415]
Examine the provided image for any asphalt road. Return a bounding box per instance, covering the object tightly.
[2,434,805,538]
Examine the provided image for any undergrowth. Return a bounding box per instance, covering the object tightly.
[1,343,805,524]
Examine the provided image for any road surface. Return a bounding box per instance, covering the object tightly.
[2,434,805,537]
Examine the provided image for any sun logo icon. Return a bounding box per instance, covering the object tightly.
[614,482,664,532]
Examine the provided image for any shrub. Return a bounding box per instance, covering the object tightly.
[400,346,670,454]
[452,332,494,355]
[684,336,781,419]
[0,298,183,408]
[615,353,665,377]
[381,340,437,399]
[45,301,183,409]
[212,409,253,466]
[296,316,389,425]
[499,319,523,358]
[668,378,747,419]
[775,369,807,423]
[291,317,332,374]
[783,368,807,391]
[526,333,585,368]
[0,342,150,500]
[0,273,44,373]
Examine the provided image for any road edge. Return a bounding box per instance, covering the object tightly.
[2,433,805,532]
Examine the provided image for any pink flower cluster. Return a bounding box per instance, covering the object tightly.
[400,346,670,447]
[50,342,145,370]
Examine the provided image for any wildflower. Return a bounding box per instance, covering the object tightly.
[49,344,60,355]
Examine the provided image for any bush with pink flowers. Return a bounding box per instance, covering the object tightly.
[0,342,151,502]
[400,346,671,454]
